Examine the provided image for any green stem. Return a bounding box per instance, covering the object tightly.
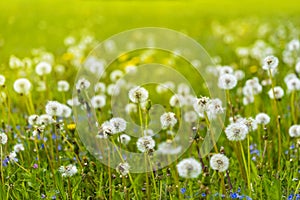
[239,141,250,193]
[291,91,296,124]
[0,145,3,184]
[268,69,281,171]
[68,177,73,200]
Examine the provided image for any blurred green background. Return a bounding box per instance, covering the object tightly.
[0,0,300,61]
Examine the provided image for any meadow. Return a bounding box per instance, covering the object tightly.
[0,0,300,199]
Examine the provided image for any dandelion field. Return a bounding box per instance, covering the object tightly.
[1,0,300,199]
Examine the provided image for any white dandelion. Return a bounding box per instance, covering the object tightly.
[59,164,78,177]
[117,134,131,145]
[110,117,127,134]
[35,61,52,76]
[28,114,40,125]
[176,158,202,178]
[37,114,55,125]
[225,122,249,141]
[289,125,300,138]
[91,95,106,109]
[210,153,229,172]
[295,61,300,74]
[193,97,210,114]
[97,121,114,138]
[45,101,63,116]
[60,104,72,118]
[125,103,137,114]
[0,75,5,86]
[255,113,270,125]
[57,80,70,92]
[136,136,155,152]
[268,86,284,99]
[13,78,32,95]
[94,82,106,94]
[262,55,279,70]
[218,74,237,90]
[110,70,124,82]
[286,77,300,92]
[116,162,130,176]
[76,78,90,90]
[128,86,149,103]
[13,144,24,153]
[160,112,177,129]
[169,94,185,107]
[0,132,8,145]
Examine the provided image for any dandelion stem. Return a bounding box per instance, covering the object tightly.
[204,112,218,153]
[0,145,3,184]
[239,141,251,193]
[291,91,296,124]
[68,177,73,200]
[138,103,144,135]
[268,69,281,171]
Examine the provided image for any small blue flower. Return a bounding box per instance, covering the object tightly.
[230,193,238,199]
[180,188,186,194]
[288,194,294,200]
[2,157,9,167]
[201,193,206,197]
[237,187,241,193]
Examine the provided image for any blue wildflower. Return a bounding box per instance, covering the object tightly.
[230,193,238,199]
[180,188,186,194]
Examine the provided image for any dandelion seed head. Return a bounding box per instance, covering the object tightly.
[13,78,32,95]
[128,86,149,103]
[35,61,52,76]
[76,78,90,90]
[0,75,5,86]
[28,114,40,125]
[193,96,210,114]
[91,95,106,109]
[59,164,78,177]
[262,55,279,70]
[117,134,131,145]
[0,132,8,145]
[268,86,284,99]
[110,70,124,82]
[176,158,202,178]
[110,117,127,134]
[13,144,24,153]
[57,80,70,92]
[45,101,63,116]
[136,136,155,152]
[116,162,130,176]
[160,112,177,129]
[225,122,249,141]
[218,74,237,90]
[289,125,300,138]
[210,153,229,172]
[255,113,270,125]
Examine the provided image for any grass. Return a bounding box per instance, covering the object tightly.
[0,0,300,199]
